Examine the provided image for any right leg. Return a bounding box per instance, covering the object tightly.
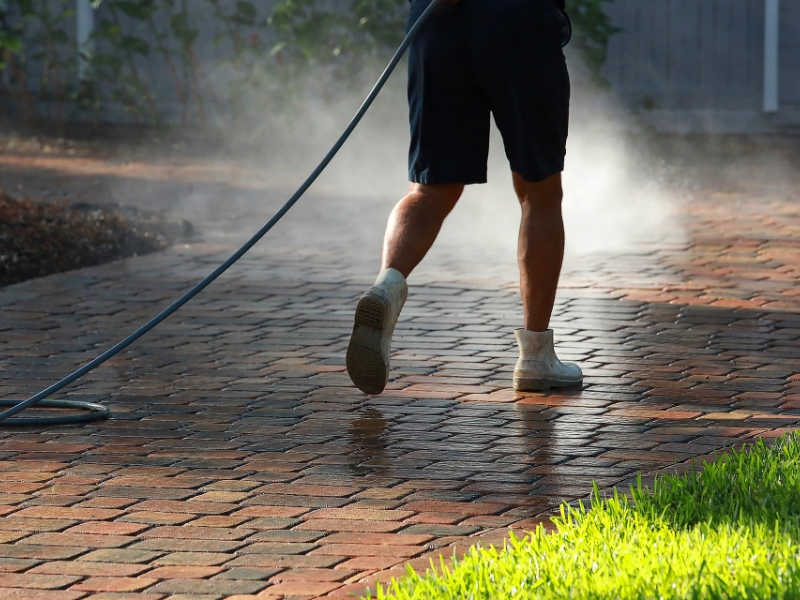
[382,182,464,278]
[348,0,476,396]
[347,183,463,396]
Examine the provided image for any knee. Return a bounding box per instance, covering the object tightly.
[514,173,563,214]
[519,189,564,210]
[410,182,464,215]
[518,186,563,215]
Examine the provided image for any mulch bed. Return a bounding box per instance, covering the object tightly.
[1,189,192,287]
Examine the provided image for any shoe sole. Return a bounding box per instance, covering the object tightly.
[514,377,583,392]
[346,294,389,395]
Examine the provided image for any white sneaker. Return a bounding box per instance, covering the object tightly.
[513,328,583,391]
[346,268,408,395]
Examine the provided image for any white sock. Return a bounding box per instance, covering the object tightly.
[374,268,406,287]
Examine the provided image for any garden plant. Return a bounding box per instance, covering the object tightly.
[370,433,800,599]
[0,0,617,126]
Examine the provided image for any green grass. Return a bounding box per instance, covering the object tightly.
[369,433,800,599]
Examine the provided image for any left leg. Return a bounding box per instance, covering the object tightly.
[514,171,564,332]
[511,170,581,391]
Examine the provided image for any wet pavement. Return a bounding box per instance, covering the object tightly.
[0,136,799,599]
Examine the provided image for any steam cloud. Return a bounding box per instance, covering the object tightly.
[173,60,686,284]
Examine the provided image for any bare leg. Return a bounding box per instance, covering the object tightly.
[347,182,463,395]
[382,182,465,277]
[514,171,565,332]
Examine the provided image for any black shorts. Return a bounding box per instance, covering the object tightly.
[407,0,571,185]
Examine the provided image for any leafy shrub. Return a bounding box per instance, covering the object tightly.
[0,0,618,125]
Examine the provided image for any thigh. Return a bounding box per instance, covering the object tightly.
[407,0,491,185]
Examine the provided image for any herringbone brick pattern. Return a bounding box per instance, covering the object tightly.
[1,154,799,598]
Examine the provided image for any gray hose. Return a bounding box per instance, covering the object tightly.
[0,0,443,427]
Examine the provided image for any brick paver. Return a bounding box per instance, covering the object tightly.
[1,137,799,598]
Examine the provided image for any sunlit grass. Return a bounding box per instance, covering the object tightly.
[369,433,800,599]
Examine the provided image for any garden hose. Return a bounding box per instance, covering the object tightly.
[0,0,443,427]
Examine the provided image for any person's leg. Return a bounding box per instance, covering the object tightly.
[348,0,476,396]
[512,170,582,391]
[347,182,464,395]
[382,182,465,277]
[513,171,564,331]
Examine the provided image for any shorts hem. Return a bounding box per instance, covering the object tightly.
[409,172,488,185]
[511,163,565,184]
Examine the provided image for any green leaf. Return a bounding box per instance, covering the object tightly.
[119,35,150,55]
[236,1,257,20]
[113,1,152,21]
[0,33,23,53]
[169,13,198,46]
[50,29,69,44]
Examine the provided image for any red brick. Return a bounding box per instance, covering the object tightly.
[0,590,86,600]
[0,474,56,483]
[226,555,342,569]
[144,566,223,579]
[100,477,208,489]
[13,507,123,520]
[335,557,403,571]
[232,507,308,518]
[148,451,249,460]
[253,484,360,497]
[295,519,402,533]
[30,562,149,577]
[306,508,414,522]
[0,573,82,589]
[140,526,253,541]
[75,499,137,510]
[65,523,147,536]
[117,512,193,526]
[127,501,234,515]
[324,582,377,599]
[0,443,92,453]
[81,594,164,600]
[399,501,506,516]
[0,483,48,494]
[311,544,423,558]
[79,549,162,564]
[70,577,158,592]
[151,552,232,566]
[270,568,354,582]
[0,461,66,473]
[0,545,86,560]
[146,578,267,595]
[263,581,340,595]
[237,542,317,555]
[19,533,132,549]
[188,516,250,528]
[403,512,464,525]
[191,491,251,503]
[0,559,39,574]
[319,533,433,546]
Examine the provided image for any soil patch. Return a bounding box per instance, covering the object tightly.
[1,189,192,287]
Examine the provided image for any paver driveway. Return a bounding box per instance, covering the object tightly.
[1,138,799,599]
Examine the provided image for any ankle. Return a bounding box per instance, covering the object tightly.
[374,268,407,287]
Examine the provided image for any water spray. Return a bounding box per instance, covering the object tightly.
[0,0,444,426]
